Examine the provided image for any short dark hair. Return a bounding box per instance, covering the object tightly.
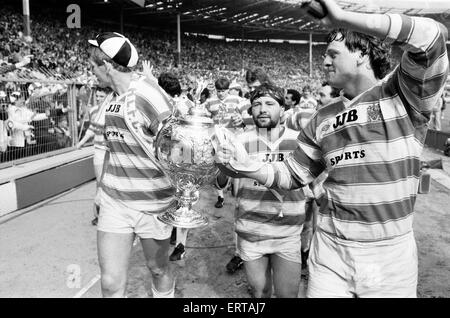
[215,77,230,90]
[158,72,181,97]
[286,89,301,105]
[248,83,285,115]
[245,67,273,85]
[96,86,111,94]
[88,46,132,73]
[327,29,391,80]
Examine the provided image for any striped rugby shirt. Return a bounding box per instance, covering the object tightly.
[203,95,244,127]
[87,92,115,150]
[233,127,308,242]
[265,14,449,242]
[101,75,176,213]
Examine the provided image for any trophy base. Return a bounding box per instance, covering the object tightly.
[157,208,208,229]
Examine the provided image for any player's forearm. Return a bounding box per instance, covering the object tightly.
[243,164,270,186]
[337,11,391,40]
[77,129,94,146]
[244,162,302,190]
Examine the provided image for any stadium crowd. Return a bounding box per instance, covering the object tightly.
[0,5,327,85]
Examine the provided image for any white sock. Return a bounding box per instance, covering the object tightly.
[152,280,175,298]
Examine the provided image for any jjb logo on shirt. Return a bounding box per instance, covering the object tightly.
[262,153,285,163]
[106,102,123,114]
[105,101,126,140]
[333,109,358,129]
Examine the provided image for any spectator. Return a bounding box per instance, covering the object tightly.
[285,89,301,111]
[0,54,32,75]
[317,82,340,108]
[299,85,318,110]
[245,67,274,92]
[54,115,71,148]
[283,88,301,124]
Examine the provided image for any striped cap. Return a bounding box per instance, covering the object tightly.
[88,32,138,68]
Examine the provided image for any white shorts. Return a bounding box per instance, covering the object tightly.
[237,235,302,264]
[307,230,418,298]
[98,191,173,240]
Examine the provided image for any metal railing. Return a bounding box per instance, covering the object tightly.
[0,76,97,169]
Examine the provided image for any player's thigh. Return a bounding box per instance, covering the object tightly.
[271,254,301,298]
[97,230,135,278]
[244,256,271,291]
[357,235,418,298]
[306,231,355,298]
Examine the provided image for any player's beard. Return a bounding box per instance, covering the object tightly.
[254,116,277,129]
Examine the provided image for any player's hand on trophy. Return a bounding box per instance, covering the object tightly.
[142,60,157,82]
[211,126,236,166]
[212,126,263,177]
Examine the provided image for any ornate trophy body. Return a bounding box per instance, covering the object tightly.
[154,101,218,228]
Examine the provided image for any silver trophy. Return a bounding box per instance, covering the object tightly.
[155,84,219,228]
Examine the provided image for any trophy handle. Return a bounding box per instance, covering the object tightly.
[154,114,177,161]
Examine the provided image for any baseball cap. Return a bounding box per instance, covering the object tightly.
[88,32,138,68]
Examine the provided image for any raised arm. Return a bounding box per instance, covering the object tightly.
[317,0,448,112]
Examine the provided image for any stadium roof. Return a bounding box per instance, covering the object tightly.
[61,0,450,41]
